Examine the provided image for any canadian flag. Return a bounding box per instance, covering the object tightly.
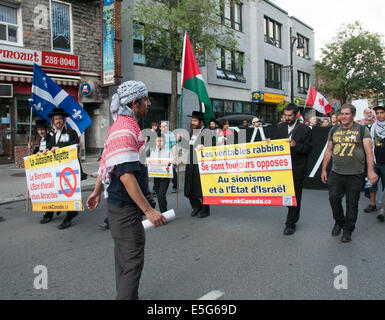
[306,86,333,115]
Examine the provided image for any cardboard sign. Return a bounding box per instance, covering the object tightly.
[197,140,296,206]
[147,158,173,178]
[24,145,83,211]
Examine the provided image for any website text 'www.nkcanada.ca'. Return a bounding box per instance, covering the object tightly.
[220,198,272,205]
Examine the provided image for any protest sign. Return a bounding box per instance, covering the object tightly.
[147,158,173,178]
[197,139,296,206]
[24,145,83,211]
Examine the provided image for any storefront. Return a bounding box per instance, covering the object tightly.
[0,45,80,164]
[252,91,286,124]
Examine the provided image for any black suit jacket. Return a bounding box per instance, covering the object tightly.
[246,125,273,143]
[273,121,312,180]
[46,127,79,150]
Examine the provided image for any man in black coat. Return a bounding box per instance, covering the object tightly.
[272,103,312,235]
[184,111,215,218]
[246,117,273,143]
[43,107,81,229]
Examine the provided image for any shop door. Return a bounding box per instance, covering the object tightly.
[0,99,14,163]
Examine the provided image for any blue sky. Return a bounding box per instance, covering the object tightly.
[271,0,385,60]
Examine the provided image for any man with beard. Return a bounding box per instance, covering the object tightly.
[185,111,213,218]
[273,103,312,235]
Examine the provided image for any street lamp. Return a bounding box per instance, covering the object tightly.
[289,27,304,104]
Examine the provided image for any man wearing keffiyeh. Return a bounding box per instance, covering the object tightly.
[86,80,166,300]
[365,106,385,222]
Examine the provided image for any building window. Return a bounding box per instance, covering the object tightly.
[51,1,72,52]
[265,60,282,90]
[211,99,253,117]
[221,0,242,32]
[133,23,171,70]
[297,33,310,59]
[298,71,310,94]
[0,3,21,44]
[264,16,281,48]
[216,48,246,82]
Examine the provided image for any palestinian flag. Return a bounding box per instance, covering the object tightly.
[180,33,213,126]
[297,111,304,122]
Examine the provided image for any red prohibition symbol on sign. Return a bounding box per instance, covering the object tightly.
[59,167,77,198]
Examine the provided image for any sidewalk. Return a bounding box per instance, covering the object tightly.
[0,156,101,205]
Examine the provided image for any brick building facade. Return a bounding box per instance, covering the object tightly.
[0,0,109,163]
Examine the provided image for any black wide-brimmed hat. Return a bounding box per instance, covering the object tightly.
[373,106,385,112]
[188,111,205,120]
[35,119,48,128]
[47,107,70,118]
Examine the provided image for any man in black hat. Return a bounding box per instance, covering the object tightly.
[185,111,214,218]
[272,103,312,235]
[28,119,49,155]
[42,107,81,229]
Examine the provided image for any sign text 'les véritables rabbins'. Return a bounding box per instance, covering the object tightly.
[197,139,297,206]
[24,145,83,212]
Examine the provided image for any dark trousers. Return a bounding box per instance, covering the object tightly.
[107,202,145,300]
[327,171,364,232]
[154,177,170,213]
[286,178,304,227]
[172,166,177,189]
[189,198,210,214]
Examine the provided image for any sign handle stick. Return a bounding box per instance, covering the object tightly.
[26,106,33,213]
[176,164,179,209]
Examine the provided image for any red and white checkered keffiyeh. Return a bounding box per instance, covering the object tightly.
[98,115,143,193]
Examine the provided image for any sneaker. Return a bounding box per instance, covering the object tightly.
[364,204,377,213]
[172,187,177,193]
[99,222,109,230]
[377,209,385,222]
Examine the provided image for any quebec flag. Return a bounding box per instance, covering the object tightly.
[29,63,92,136]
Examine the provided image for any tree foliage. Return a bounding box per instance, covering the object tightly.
[315,21,385,104]
[132,0,243,128]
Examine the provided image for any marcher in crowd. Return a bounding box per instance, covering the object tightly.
[209,120,217,132]
[241,119,250,129]
[150,132,173,213]
[160,121,178,193]
[247,117,269,143]
[86,80,166,300]
[321,118,330,127]
[360,108,376,127]
[331,113,339,126]
[308,115,318,128]
[321,104,378,242]
[185,111,212,219]
[365,105,385,222]
[216,119,233,146]
[43,108,80,229]
[272,103,312,235]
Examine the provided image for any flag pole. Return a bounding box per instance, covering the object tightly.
[179,32,187,129]
[26,104,34,212]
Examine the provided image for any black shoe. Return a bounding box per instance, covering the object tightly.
[40,217,52,224]
[191,208,201,217]
[0,216,5,222]
[197,211,210,218]
[364,204,377,213]
[331,223,343,236]
[283,226,296,236]
[377,213,385,222]
[341,231,352,243]
[58,219,72,230]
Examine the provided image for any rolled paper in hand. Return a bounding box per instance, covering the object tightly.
[142,209,176,231]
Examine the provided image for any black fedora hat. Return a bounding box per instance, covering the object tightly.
[35,119,48,128]
[373,106,385,112]
[47,107,70,118]
[188,111,205,120]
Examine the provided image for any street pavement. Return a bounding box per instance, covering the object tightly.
[1,180,385,300]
